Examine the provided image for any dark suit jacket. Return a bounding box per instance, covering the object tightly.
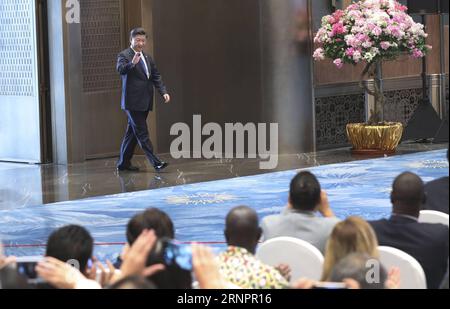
[422,177,449,214]
[116,48,167,111]
[369,215,449,289]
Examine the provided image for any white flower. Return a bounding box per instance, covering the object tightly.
[364,52,375,62]
[362,41,373,48]
[370,47,380,55]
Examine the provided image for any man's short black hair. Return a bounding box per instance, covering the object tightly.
[391,172,425,210]
[130,27,147,40]
[126,208,175,244]
[225,206,260,245]
[289,171,321,211]
[45,225,93,274]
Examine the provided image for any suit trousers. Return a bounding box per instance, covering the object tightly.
[117,110,161,168]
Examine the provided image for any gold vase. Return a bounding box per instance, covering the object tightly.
[346,122,403,155]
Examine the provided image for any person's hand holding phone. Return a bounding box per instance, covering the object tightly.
[119,229,165,280]
[86,257,117,287]
[36,257,87,289]
[0,255,16,270]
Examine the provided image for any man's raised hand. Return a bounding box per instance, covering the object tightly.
[132,52,141,65]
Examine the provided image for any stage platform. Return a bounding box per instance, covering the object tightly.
[0,143,448,261]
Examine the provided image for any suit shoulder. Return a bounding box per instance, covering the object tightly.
[421,222,449,234]
[425,176,449,188]
[367,218,388,228]
[118,48,132,57]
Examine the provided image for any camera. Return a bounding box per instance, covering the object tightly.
[147,238,192,271]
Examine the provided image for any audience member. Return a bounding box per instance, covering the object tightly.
[218,206,288,289]
[369,172,449,289]
[262,171,340,253]
[329,253,387,289]
[422,149,449,214]
[322,216,379,281]
[46,225,93,276]
[123,209,191,288]
[292,253,400,289]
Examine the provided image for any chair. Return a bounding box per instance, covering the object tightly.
[418,210,449,226]
[256,237,324,283]
[378,246,427,289]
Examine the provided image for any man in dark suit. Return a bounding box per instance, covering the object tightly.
[369,172,449,289]
[116,28,170,172]
[422,148,449,214]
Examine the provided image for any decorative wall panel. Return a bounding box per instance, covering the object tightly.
[80,0,121,93]
[0,0,35,96]
[315,94,365,147]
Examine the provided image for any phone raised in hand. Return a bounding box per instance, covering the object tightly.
[147,238,192,271]
[15,256,44,284]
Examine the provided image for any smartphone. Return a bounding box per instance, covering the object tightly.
[163,241,193,271]
[15,256,44,284]
[312,282,348,289]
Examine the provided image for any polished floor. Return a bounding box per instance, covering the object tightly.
[0,142,448,260]
[0,142,447,210]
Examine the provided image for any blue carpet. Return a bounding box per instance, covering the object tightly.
[1,150,448,261]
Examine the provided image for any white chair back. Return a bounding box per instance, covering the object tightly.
[418,210,449,226]
[378,246,427,289]
[256,237,324,283]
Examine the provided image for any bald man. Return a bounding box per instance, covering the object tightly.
[369,172,449,289]
[217,206,288,289]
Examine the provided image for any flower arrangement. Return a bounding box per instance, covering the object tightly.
[313,0,431,124]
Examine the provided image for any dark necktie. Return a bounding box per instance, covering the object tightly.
[138,55,150,79]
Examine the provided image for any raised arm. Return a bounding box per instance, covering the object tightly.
[117,51,141,75]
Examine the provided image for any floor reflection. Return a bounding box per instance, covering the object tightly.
[0,142,447,210]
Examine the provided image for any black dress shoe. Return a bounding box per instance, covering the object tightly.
[154,162,168,172]
[117,165,140,172]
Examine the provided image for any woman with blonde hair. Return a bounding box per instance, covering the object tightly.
[321,216,379,281]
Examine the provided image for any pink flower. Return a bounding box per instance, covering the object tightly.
[348,3,359,11]
[380,41,391,50]
[393,14,406,25]
[333,58,344,69]
[314,28,326,43]
[313,48,325,61]
[387,25,403,38]
[345,48,355,57]
[372,26,382,36]
[356,33,369,42]
[331,22,346,36]
[395,2,407,12]
[312,0,430,65]
[348,9,363,20]
[412,49,424,58]
[332,10,345,23]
